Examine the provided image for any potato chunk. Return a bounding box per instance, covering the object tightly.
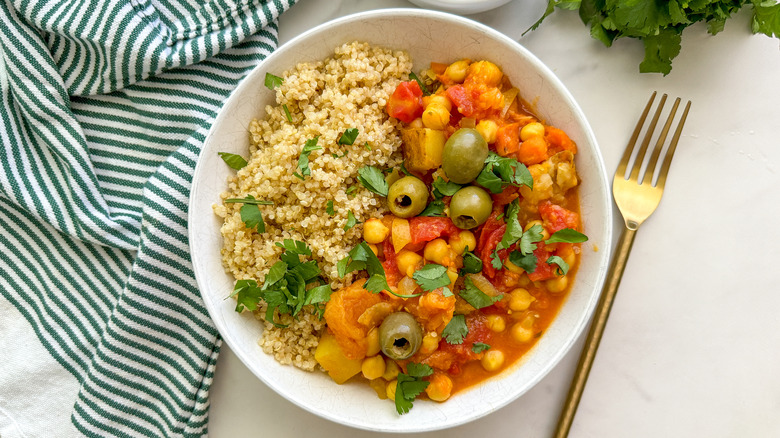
[401,128,446,173]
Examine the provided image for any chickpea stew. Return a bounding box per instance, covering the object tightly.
[217,43,587,415]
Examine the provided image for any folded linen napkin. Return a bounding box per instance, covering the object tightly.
[0,0,294,436]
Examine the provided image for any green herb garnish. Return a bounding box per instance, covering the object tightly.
[218,152,247,170]
[546,228,588,244]
[357,165,389,197]
[224,195,273,233]
[283,104,293,122]
[442,314,468,345]
[409,71,430,96]
[460,250,483,274]
[476,152,533,194]
[412,264,450,292]
[460,277,502,310]
[264,72,284,90]
[326,200,335,216]
[418,199,446,217]
[344,210,360,231]
[508,251,537,273]
[337,241,396,296]
[472,342,491,354]
[431,177,463,199]
[338,128,359,145]
[294,137,321,180]
[546,255,569,276]
[395,363,433,414]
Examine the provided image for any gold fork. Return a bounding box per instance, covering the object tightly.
[553,92,692,438]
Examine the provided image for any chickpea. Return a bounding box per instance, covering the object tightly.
[423,94,453,112]
[396,250,423,277]
[449,230,476,254]
[362,355,387,380]
[419,331,440,355]
[466,61,503,87]
[546,275,569,293]
[509,288,535,312]
[444,59,470,83]
[382,359,401,381]
[386,380,398,400]
[486,314,506,332]
[409,117,424,128]
[366,327,381,356]
[363,218,389,244]
[511,315,536,343]
[481,349,505,372]
[422,103,451,130]
[425,373,453,402]
[423,238,451,265]
[475,119,499,144]
[520,122,545,141]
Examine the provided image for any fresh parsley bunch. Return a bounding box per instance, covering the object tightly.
[528,0,780,75]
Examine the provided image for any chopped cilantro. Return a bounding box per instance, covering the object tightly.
[357,165,389,197]
[490,250,503,269]
[338,128,359,145]
[496,199,524,251]
[418,199,446,217]
[337,242,395,295]
[476,152,533,194]
[283,104,293,122]
[442,314,468,345]
[326,200,335,216]
[264,72,284,90]
[508,250,538,273]
[519,224,545,254]
[412,264,450,291]
[217,152,247,170]
[224,195,274,206]
[460,277,502,310]
[431,177,463,199]
[461,251,483,274]
[344,210,360,231]
[346,185,358,198]
[546,255,569,276]
[472,342,491,354]
[224,195,272,233]
[294,137,321,179]
[546,228,588,244]
[365,142,372,151]
[394,363,433,415]
[408,71,430,96]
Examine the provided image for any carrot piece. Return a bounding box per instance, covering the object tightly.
[545,126,577,154]
[516,136,549,166]
[495,122,520,157]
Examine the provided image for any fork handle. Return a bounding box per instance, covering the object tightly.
[553,225,638,438]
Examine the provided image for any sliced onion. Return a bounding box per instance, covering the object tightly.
[501,87,519,117]
[398,275,418,297]
[466,273,501,297]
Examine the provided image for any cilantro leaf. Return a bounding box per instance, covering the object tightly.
[230,279,263,312]
[338,128,359,145]
[218,152,247,170]
[490,250,503,269]
[337,242,394,295]
[407,362,434,378]
[442,314,468,345]
[461,250,483,274]
[239,204,265,233]
[519,224,545,255]
[472,342,491,354]
[547,255,569,276]
[344,210,360,231]
[275,239,312,256]
[508,250,538,273]
[412,264,450,291]
[497,199,524,251]
[418,200,446,217]
[476,153,532,194]
[295,137,321,179]
[264,72,284,90]
[431,177,462,199]
[546,228,588,244]
[357,166,389,196]
[395,371,430,415]
[460,277,502,310]
[326,200,335,216]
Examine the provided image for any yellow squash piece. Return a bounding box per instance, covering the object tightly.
[315,331,363,384]
[401,127,445,173]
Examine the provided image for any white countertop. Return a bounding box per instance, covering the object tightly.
[207,1,780,436]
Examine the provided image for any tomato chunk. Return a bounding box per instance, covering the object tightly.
[445,85,474,117]
[409,217,460,244]
[538,201,580,233]
[386,81,423,123]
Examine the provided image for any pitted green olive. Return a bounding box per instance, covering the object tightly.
[449,185,493,229]
[379,312,423,360]
[441,128,489,184]
[387,176,428,218]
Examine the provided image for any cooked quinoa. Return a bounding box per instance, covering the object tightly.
[213,41,413,370]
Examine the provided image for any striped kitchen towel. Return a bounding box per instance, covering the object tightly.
[0,0,294,436]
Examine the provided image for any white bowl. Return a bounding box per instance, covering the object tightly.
[189,8,612,433]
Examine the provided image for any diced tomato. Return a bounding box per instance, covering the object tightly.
[382,238,402,287]
[527,244,554,282]
[538,201,580,233]
[490,185,518,207]
[386,81,423,123]
[495,123,520,157]
[408,216,460,244]
[545,126,577,155]
[437,314,491,366]
[478,225,506,279]
[445,85,474,117]
[476,209,504,253]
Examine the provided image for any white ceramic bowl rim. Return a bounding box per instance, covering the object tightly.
[190,8,612,433]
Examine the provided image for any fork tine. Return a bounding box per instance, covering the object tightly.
[628,93,667,182]
[655,100,692,190]
[616,91,656,178]
[643,97,681,185]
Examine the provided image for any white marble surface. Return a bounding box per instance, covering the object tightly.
[207,1,780,436]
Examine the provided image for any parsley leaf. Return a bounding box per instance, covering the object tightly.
[519,224,545,255]
[275,239,312,256]
[461,251,483,274]
[337,242,394,295]
[431,177,462,199]
[357,165,389,197]
[394,363,433,415]
[338,128,359,145]
[344,210,360,231]
[218,152,247,170]
[546,255,569,276]
[418,199,446,217]
[264,72,284,90]
[460,277,502,310]
[490,250,503,269]
[295,137,321,179]
[224,195,271,233]
[230,279,263,312]
[472,342,491,354]
[476,152,532,194]
[442,314,468,345]
[497,199,524,251]
[412,264,450,291]
[326,200,335,216]
[546,228,588,244]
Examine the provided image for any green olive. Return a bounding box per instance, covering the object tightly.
[387,176,429,218]
[449,186,493,229]
[441,128,489,184]
[379,312,423,360]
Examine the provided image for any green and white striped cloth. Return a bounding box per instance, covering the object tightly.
[0,0,293,435]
